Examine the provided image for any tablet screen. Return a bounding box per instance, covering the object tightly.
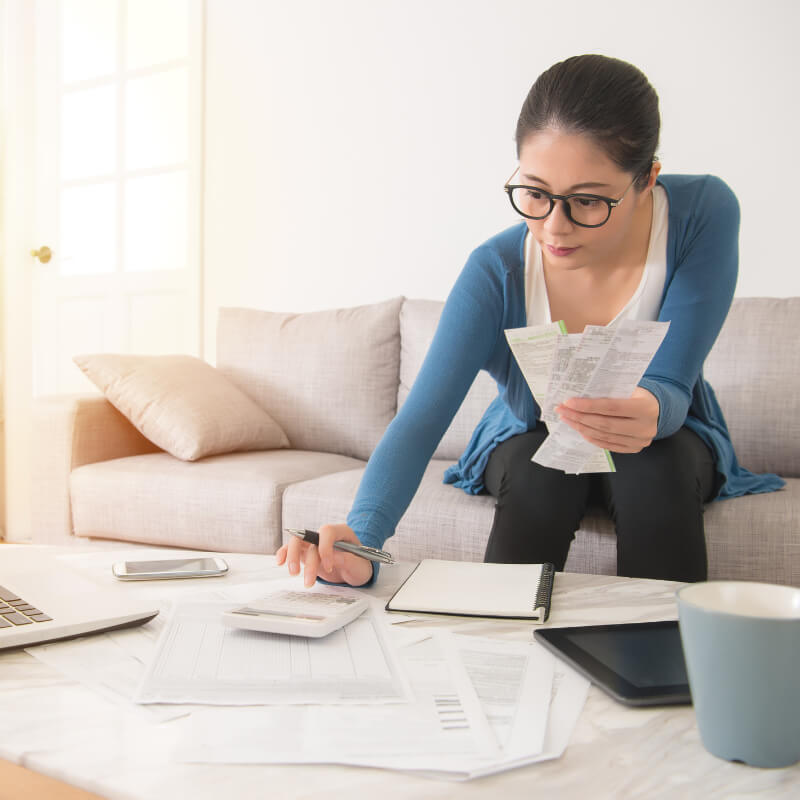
[534,621,691,706]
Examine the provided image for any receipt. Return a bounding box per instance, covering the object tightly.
[507,318,669,474]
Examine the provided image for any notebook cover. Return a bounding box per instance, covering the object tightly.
[385,559,554,622]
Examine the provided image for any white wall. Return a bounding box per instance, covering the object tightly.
[204,0,800,357]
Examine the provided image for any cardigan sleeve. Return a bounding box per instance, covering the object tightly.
[640,175,739,438]
[346,246,506,552]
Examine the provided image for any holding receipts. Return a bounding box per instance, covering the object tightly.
[505,318,669,474]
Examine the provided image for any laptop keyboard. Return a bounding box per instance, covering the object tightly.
[0,585,53,627]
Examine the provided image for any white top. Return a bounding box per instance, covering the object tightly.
[525,184,669,326]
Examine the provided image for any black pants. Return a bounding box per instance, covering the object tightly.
[483,424,718,582]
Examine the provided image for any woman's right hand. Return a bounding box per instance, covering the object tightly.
[275,523,374,588]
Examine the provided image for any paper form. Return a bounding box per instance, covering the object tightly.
[174,633,590,781]
[24,582,257,719]
[26,618,191,723]
[24,582,266,721]
[451,634,552,757]
[27,579,391,717]
[351,633,500,763]
[419,643,591,780]
[134,599,410,706]
[462,654,591,780]
[175,632,499,770]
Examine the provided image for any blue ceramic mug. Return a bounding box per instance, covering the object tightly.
[677,581,800,768]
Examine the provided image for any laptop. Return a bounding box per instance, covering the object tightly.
[0,548,159,653]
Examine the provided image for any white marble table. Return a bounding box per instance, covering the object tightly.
[0,544,797,799]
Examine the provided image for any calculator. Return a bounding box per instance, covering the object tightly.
[222,589,370,638]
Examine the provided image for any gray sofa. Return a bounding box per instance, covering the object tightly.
[33,296,800,586]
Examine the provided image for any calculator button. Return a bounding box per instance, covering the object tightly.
[2,612,32,626]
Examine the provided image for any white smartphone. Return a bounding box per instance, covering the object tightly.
[112,556,228,581]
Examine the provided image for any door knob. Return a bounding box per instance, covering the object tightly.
[30,246,53,264]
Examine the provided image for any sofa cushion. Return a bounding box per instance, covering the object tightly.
[217,298,403,462]
[73,353,289,461]
[399,300,497,461]
[70,450,365,553]
[701,478,800,586]
[704,297,800,477]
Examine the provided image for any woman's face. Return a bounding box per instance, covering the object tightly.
[516,128,655,270]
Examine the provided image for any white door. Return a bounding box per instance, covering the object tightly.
[2,0,204,540]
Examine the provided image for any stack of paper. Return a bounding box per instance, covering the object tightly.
[26,579,591,780]
[506,319,669,474]
[168,621,590,779]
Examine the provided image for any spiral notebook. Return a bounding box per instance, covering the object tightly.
[385,559,555,623]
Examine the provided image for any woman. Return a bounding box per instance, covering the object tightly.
[277,54,783,588]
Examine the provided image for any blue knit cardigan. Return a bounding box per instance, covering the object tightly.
[347,175,785,554]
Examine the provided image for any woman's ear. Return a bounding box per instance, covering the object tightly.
[645,160,662,190]
[636,160,661,204]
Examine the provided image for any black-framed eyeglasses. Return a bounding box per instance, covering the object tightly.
[503,169,638,228]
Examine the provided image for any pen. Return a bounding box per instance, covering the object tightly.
[284,529,396,565]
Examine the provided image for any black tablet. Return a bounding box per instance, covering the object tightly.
[534,620,691,707]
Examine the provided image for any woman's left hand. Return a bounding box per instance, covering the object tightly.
[555,386,659,453]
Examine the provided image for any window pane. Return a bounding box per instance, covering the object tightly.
[60,183,116,275]
[127,0,189,70]
[61,85,117,180]
[125,68,188,170]
[124,172,187,272]
[61,0,117,83]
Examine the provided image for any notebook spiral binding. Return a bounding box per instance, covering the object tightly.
[533,563,555,623]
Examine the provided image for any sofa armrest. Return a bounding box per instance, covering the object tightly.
[31,394,161,544]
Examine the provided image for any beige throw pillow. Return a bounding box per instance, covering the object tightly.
[74,353,290,461]
[216,297,403,462]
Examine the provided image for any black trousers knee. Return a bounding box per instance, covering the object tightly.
[482,423,717,582]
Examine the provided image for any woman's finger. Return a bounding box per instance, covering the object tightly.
[285,536,309,577]
[576,426,651,453]
[302,543,321,587]
[316,524,348,573]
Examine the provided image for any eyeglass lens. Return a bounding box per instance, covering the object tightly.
[510,187,611,227]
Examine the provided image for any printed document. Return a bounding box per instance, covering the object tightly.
[134,596,410,705]
[503,321,566,406]
[175,633,591,780]
[452,634,552,757]
[26,616,192,723]
[25,577,292,719]
[174,632,499,772]
[507,318,669,473]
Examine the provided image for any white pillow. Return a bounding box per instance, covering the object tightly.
[74,353,290,461]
